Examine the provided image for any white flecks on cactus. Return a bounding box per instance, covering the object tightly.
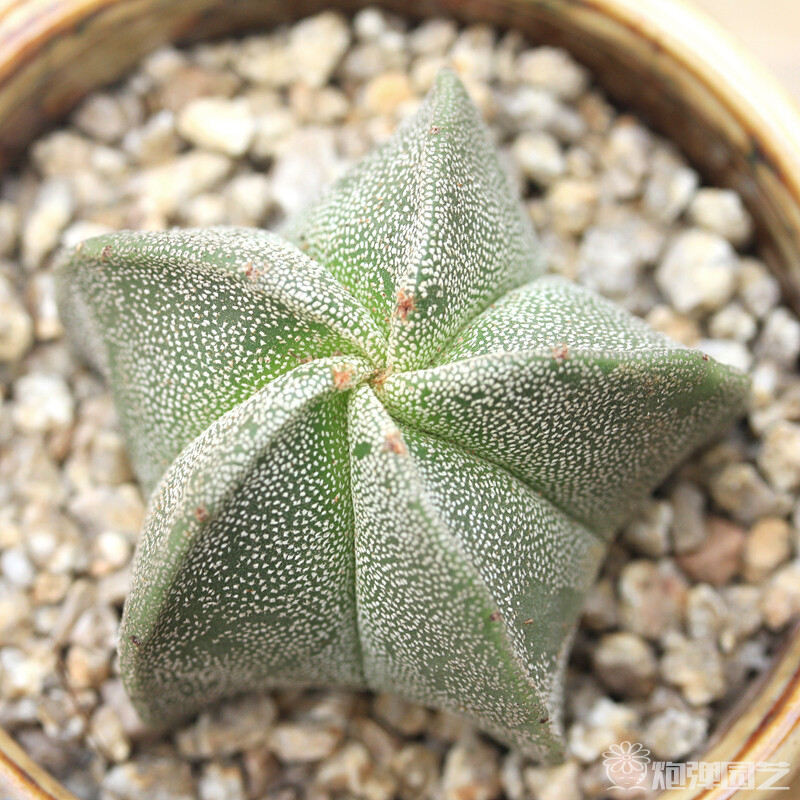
[56,70,748,760]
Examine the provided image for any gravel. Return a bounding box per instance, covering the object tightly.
[1,7,799,798]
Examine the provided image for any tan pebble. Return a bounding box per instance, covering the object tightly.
[676,517,745,586]
[101,757,195,800]
[567,697,639,763]
[744,517,792,583]
[645,305,701,347]
[593,632,657,697]
[524,760,581,800]
[441,737,501,800]
[269,721,343,763]
[198,762,246,800]
[362,72,415,116]
[545,178,598,236]
[176,694,276,759]
[65,644,111,690]
[373,693,429,736]
[660,632,726,706]
[390,744,440,797]
[90,705,131,763]
[758,420,800,493]
[618,559,688,640]
[760,560,800,629]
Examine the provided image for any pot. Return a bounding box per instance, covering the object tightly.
[0,1,799,798]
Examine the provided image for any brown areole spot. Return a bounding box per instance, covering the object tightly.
[382,430,407,456]
[395,288,415,322]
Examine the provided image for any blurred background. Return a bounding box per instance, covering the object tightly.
[694,0,800,103]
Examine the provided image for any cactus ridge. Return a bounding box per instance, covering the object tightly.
[56,70,748,759]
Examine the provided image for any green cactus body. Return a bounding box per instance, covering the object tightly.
[56,70,748,760]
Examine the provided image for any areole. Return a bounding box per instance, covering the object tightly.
[0,1,799,798]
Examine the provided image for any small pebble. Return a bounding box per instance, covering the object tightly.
[271,128,341,216]
[709,462,791,524]
[512,131,565,186]
[656,229,739,316]
[757,307,800,367]
[269,721,344,763]
[315,741,395,800]
[618,559,688,640]
[641,707,707,760]
[669,481,707,553]
[568,697,639,763]
[545,178,598,235]
[133,151,232,218]
[685,584,728,642]
[645,305,701,347]
[0,644,56,699]
[720,585,764,652]
[744,517,792,583]
[91,704,131,763]
[27,272,65,342]
[517,47,588,101]
[12,373,74,434]
[581,577,619,632]
[709,302,757,343]
[288,12,351,88]
[622,499,671,557]
[21,180,74,270]
[523,761,582,800]
[177,97,255,156]
[660,632,726,706]
[198,763,247,800]
[676,516,745,585]
[441,738,501,800]
[600,119,651,200]
[450,25,495,84]
[688,188,753,247]
[409,19,457,56]
[758,420,800,492]
[122,109,180,166]
[223,173,274,226]
[576,223,643,298]
[373,693,429,737]
[73,93,135,144]
[235,35,294,88]
[738,258,781,318]
[101,758,196,800]
[761,560,800,629]
[643,147,698,224]
[65,643,111,690]
[362,72,415,117]
[1,547,36,588]
[390,744,440,798]
[592,632,657,697]
[0,275,33,362]
[176,694,276,759]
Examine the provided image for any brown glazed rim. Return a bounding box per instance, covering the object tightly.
[0,1,799,798]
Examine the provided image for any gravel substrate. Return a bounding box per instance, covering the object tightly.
[1,8,800,800]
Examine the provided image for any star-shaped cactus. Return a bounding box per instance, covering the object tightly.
[56,70,748,760]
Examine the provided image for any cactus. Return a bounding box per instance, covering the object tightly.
[56,70,748,760]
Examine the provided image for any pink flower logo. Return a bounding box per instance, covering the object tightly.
[603,741,651,790]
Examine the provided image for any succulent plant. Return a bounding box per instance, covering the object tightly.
[56,70,748,760]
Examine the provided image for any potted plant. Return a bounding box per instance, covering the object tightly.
[0,1,799,798]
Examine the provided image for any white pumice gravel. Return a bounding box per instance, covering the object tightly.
[1,7,799,798]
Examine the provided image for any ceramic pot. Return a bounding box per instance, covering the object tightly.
[0,1,798,798]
